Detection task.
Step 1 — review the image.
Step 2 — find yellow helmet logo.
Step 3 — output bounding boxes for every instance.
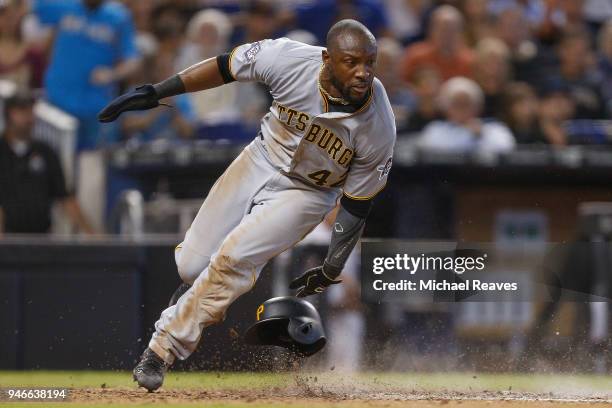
[256,304,264,321]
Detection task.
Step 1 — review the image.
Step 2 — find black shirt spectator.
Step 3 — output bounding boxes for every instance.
[0,138,68,233]
[501,82,550,145]
[549,30,606,119]
[0,91,94,235]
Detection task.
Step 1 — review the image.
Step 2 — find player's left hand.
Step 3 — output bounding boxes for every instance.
[290,264,342,297]
[98,84,160,123]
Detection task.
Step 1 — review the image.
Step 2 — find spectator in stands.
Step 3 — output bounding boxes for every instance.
[597,20,612,117]
[504,79,598,146]
[400,5,474,84]
[488,0,546,26]
[151,4,186,72]
[195,0,242,14]
[121,53,195,143]
[501,82,550,144]
[0,91,94,234]
[536,80,575,145]
[176,9,233,71]
[33,0,140,151]
[473,37,512,119]
[418,77,516,154]
[584,0,612,29]
[551,29,605,119]
[376,38,416,132]
[0,0,46,89]
[537,0,591,46]
[404,68,443,133]
[123,0,158,60]
[494,6,553,86]
[282,0,390,46]
[240,0,281,43]
[460,0,495,46]
[123,0,154,34]
[176,8,268,140]
[382,0,430,44]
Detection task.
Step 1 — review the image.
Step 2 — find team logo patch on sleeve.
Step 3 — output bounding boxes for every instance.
[377,157,393,180]
[244,42,262,62]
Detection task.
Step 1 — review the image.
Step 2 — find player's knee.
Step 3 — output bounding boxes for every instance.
[209,252,256,294]
[175,246,210,285]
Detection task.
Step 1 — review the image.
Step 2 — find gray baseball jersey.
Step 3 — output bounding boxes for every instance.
[148,38,396,364]
[230,38,396,199]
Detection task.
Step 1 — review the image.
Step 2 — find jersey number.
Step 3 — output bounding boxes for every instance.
[307,169,348,187]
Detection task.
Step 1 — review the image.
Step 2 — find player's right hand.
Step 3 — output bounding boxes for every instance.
[97,84,160,123]
[289,265,342,297]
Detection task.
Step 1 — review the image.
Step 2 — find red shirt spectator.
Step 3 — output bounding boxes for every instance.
[400,5,475,83]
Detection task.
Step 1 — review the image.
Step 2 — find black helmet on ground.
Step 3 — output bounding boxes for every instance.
[244,296,326,356]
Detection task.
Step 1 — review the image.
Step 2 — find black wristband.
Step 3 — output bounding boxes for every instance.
[153,74,186,99]
[340,194,373,218]
[217,53,236,84]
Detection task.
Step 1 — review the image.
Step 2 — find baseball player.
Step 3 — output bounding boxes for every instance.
[98,19,396,392]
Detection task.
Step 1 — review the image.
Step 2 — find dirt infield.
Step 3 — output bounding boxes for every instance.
[2,371,611,407]
[69,386,611,407]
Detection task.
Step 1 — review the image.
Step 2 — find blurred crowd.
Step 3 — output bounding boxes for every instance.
[0,0,610,152]
[0,0,610,369]
[1,0,612,234]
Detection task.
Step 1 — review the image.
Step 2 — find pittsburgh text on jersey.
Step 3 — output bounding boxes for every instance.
[276,103,354,168]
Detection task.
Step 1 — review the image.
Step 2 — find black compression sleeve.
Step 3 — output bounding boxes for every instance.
[216,53,236,84]
[340,194,373,218]
[153,74,186,99]
[323,205,367,278]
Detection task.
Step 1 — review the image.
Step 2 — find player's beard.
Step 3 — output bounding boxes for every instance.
[330,75,368,106]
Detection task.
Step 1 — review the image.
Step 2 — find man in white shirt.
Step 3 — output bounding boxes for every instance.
[419,76,516,155]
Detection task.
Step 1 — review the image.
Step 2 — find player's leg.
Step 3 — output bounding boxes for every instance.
[149,176,338,364]
[134,141,279,391]
[172,140,277,286]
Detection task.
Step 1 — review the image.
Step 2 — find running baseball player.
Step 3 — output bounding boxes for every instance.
[98,19,395,392]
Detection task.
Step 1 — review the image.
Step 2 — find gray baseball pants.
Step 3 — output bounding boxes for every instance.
[149,138,338,363]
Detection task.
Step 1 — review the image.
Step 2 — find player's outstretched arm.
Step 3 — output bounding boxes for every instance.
[97,57,225,123]
[290,196,372,297]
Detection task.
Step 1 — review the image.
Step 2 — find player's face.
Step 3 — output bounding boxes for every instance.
[327,40,377,105]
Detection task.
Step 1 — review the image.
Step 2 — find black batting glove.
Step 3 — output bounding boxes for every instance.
[289,263,342,297]
[97,84,160,123]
